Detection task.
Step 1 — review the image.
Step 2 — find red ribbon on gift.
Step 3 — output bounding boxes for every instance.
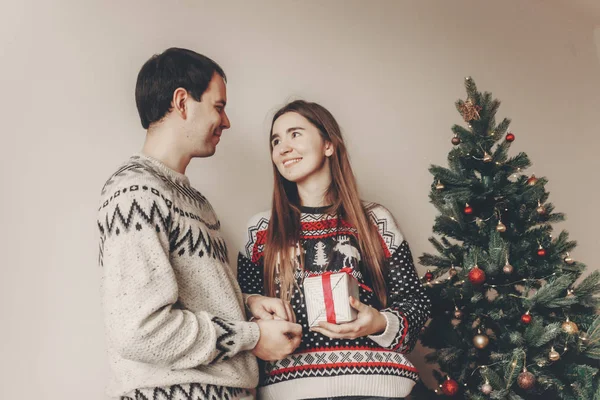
[308,267,373,324]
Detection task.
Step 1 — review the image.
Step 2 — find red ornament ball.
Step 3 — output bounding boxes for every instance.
[464,204,473,215]
[468,266,486,285]
[537,248,546,257]
[452,136,461,145]
[425,271,434,282]
[521,313,532,324]
[441,378,460,396]
[506,132,515,142]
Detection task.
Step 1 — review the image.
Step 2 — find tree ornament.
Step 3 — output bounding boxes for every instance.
[441,377,460,396]
[483,152,493,163]
[503,263,514,274]
[566,288,575,297]
[451,134,461,145]
[518,368,536,390]
[475,217,484,228]
[506,132,515,142]
[562,318,579,335]
[527,175,538,186]
[536,201,545,215]
[496,221,507,233]
[537,245,546,257]
[473,330,490,349]
[564,252,574,264]
[521,311,532,324]
[453,307,464,319]
[481,381,493,395]
[464,203,473,215]
[459,98,482,122]
[468,265,486,285]
[435,180,445,190]
[424,270,434,282]
[549,347,560,362]
[449,266,458,277]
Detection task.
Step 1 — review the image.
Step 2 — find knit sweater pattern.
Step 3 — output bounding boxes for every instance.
[237,204,431,400]
[97,154,259,399]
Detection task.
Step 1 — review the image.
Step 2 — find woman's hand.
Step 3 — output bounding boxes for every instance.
[246,294,296,322]
[310,296,387,339]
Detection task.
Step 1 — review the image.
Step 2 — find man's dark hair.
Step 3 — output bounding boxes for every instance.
[135,48,226,129]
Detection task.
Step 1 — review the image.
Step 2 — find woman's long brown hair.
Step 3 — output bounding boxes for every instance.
[263,100,388,308]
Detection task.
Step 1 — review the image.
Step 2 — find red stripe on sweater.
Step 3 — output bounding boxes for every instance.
[268,362,418,376]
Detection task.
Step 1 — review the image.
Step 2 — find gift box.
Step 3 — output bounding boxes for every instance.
[303,268,360,327]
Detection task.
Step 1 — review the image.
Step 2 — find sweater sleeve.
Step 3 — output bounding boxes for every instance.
[98,180,259,369]
[366,205,431,353]
[236,211,271,297]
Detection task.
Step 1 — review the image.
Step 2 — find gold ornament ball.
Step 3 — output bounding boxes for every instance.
[454,309,464,319]
[503,263,514,274]
[537,205,545,214]
[517,370,536,390]
[549,347,560,362]
[449,267,458,277]
[483,152,493,163]
[562,320,579,335]
[564,253,574,264]
[435,181,445,190]
[496,222,507,233]
[473,333,490,349]
[481,383,493,395]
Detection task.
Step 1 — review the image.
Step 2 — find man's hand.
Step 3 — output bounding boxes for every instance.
[252,319,303,361]
[310,296,387,339]
[246,295,296,322]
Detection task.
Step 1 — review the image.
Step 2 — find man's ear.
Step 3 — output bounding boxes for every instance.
[172,88,188,118]
[324,141,334,157]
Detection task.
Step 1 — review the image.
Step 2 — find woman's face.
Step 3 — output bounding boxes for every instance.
[271,112,334,185]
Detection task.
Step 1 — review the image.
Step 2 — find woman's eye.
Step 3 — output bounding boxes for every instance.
[292,131,301,138]
[272,139,280,147]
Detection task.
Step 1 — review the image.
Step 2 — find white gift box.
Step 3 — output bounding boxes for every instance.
[303,270,360,328]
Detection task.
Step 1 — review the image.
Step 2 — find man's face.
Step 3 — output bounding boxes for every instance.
[183,73,231,157]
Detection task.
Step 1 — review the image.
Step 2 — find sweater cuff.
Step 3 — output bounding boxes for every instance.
[236,321,261,352]
[368,311,400,348]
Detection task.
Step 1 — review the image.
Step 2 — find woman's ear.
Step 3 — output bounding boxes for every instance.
[324,141,334,157]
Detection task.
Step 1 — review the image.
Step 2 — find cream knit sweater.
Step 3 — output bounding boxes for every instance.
[97,154,259,399]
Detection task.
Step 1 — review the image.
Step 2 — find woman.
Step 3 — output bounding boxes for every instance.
[238,100,431,400]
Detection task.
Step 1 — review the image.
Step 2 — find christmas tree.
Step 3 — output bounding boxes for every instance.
[412,77,600,399]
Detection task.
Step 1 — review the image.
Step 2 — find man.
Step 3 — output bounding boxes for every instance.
[97,48,302,400]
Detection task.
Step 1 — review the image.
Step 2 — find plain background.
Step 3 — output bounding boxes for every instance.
[1,1,599,398]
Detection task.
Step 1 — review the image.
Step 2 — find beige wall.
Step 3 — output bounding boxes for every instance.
[1,1,598,398]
